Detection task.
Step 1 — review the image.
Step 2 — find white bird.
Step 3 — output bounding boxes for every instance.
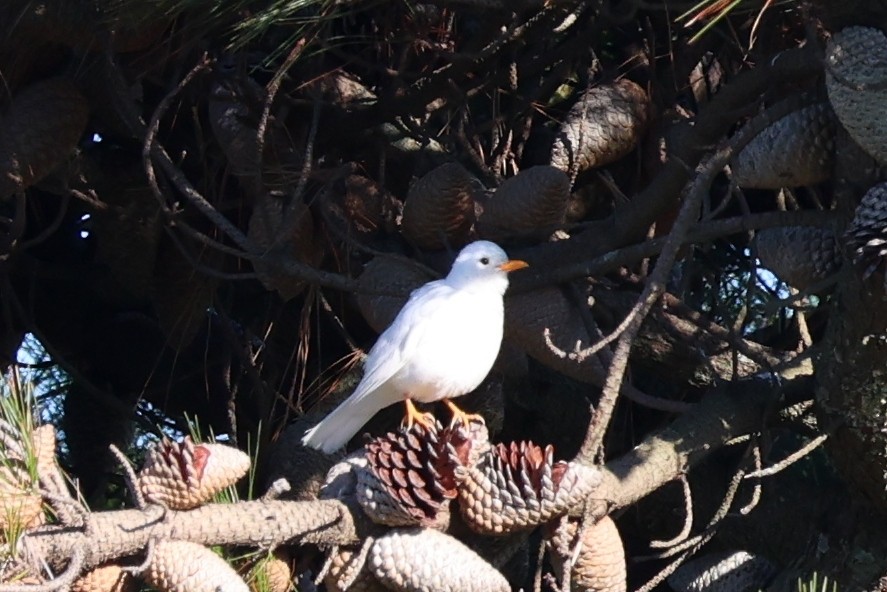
[301,240,528,453]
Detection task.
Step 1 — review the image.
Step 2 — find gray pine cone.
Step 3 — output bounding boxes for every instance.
[550,80,648,174]
[846,182,887,277]
[755,226,840,290]
[370,528,510,592]
[667,550,776,592]
[477,166,571,243]
[731,102,836,189]
[826,26,887,166]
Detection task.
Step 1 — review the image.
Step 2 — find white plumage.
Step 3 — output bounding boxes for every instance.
[301,241,527,453]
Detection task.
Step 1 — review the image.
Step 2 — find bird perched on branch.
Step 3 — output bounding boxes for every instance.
[302,241,528,453]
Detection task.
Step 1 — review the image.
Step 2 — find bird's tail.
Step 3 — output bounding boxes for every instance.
[301,393,392,454]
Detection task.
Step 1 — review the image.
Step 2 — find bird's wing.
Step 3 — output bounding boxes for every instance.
[346,279,452,404]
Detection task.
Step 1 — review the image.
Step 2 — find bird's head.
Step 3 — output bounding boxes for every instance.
[445,240,528,294]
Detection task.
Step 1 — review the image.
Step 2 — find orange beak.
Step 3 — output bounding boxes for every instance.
[498,259,529,273]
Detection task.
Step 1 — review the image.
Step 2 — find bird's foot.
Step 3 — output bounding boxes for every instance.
[403,398,436,430]
[444,399,485,428]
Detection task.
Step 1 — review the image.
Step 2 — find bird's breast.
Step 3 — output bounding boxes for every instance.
[390,292,504,403]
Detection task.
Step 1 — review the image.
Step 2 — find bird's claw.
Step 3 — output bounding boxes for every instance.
[444,399,485,429]
[403,399,436,431]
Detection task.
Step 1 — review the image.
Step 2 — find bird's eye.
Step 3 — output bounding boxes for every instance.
[480,257,490,265]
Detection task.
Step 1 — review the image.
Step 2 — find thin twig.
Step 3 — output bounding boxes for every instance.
[743,433,828,479]
[737,440,762,515]
[648,475,694,548]
[18,195,72,251]
[0,548,83,592]
[109,444,146,510]
[633,465,747,592]
[542,329,692,413]
[141,56,357,291]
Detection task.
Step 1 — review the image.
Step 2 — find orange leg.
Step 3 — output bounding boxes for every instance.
[444,399,485,428]
[403,398,435,429]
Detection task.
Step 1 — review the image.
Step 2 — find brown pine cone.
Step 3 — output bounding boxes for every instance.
[755,226,841,290]
[357,423,456,529]
[731,102,837,189]
[548,516,626,592]
[454,439,601,535]
[247,193,322,301]
[369,528,510,592]
[0,476,44,530]
[247,551,293,592]
[400,163,480,251]
[0,426,45,530]
[477,166,571,243]
[505,286,608,384]
[0,559,43,585]
[145,540,248,592]
[0,77,89,197]
[550,80,649,174]
[138,437,250,510]
[826,26,887,166]
[72,564,136,592]
[325,544,388,592]
[329,174,399,238]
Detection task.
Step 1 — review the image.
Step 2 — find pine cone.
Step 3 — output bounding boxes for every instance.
[0,476,43,530]
[72,564,136,592]
[33,423,58,474]
[208,74,304,189]
[400,163,480,251]
[247,551,293,592]
[247,193,322,301]
[357,423,456,528]
[356,256,435,333]
[370,528,510,592]
[325,544,388,592]
[454,439,601,535]
[331,174,398,237]
[731,102,837,188]
[319,452,368,501]
[505,285,608,384]
[477,166,571,243]
[548,516,626,592]
[0,420,60,529]
[845,182,887,276]
[138,437,250,510]
[145,540,249,592]
[755,226,841,290]
[667,550,776,592]
[550,80,649,174]
[0,559,43,585]
[0,457,43,530]
[826,27,887,165]
[0,77,89,197]
[150,234,217,350]
[265,416,341,501]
